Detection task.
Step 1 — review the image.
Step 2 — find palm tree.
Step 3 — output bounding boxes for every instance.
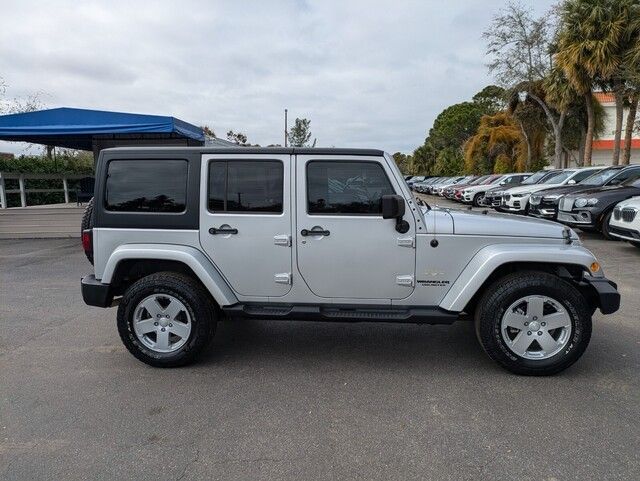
[556,0,627,166]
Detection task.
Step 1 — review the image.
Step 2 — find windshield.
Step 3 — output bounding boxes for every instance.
[521,171,551,185]
[620,174,640,187]
[469,175,490,185]
[541,171,573,184]
[579,168,621,186]
[483,175,503,184]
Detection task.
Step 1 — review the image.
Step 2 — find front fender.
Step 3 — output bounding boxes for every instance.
[438,243,599,312]
[101,244,238,306]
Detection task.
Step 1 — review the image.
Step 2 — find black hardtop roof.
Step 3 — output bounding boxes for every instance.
[101,146,385,156]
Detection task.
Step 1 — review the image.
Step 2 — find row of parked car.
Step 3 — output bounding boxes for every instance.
[406,165,640,248]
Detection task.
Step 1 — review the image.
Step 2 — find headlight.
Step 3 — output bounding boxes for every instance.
[574,198,598,208]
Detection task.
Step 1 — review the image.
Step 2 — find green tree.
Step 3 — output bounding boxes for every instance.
[392,152,410,173]
[226,130,248,145]
[434,147,464,176]
[287,118,316,147]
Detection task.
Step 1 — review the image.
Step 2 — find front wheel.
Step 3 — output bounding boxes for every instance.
[472,193,484,207]
[117,272,217,367]
[600,210,618,241]
[475,271,592,375]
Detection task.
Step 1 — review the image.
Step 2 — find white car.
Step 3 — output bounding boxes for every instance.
[500,167,602,214]
[460,173,530,206]
[608,196,640,248]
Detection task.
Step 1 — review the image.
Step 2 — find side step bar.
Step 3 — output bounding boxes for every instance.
[222,303,460,325]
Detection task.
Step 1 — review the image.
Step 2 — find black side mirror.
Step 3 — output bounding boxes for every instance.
[382,194,405,219]
[382,195,410,233]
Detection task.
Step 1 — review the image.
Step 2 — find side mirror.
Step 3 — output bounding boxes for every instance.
[499,181,506,185]
[382,195,410,233]
[382,194,405,219]
[567,179,576,184]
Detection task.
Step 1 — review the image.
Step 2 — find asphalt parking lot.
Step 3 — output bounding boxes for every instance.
[1,197,639,481]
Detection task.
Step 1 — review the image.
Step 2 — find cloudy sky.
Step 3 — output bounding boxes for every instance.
[0,0,556,155]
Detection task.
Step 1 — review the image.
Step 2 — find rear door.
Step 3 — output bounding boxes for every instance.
[295,155,416,300]
[199,154,292,298]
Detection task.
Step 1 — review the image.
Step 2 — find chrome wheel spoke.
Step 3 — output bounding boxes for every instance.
[169,321,190,339]
[141,298,162,319]
[527,296,544,320]
[135,319,157,335]
[503,311,528,329]
[543,312,570,330]
[510,331,533,357]
[155,329,170,350]
[537,331,560,353]
[164,299,184,320]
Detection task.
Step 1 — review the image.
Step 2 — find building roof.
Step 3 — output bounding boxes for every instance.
[0,107,205,150]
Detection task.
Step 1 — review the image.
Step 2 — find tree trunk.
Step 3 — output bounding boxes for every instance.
[583,93,594,167]
[578,126,586,167]
[612,83,624,165]
[554,111,566,169]
[623,91,639,166]
[517,119,531,171]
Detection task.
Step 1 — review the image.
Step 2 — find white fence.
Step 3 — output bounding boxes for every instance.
[0,172,88,209]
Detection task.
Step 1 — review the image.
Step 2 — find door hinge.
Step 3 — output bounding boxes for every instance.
[274,273,292,285]
[397,236,415,248]
[396,275,415,287]
[273,234,291,247]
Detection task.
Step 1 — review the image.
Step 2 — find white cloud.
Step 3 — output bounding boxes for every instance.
[0,0,556,155]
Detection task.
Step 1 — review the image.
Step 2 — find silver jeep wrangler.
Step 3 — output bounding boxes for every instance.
[81,147,620,375]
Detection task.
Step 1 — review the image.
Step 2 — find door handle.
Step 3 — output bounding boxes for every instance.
[209,227,238,235]
[301,229,330,236]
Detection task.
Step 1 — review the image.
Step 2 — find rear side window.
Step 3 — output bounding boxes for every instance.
[105,160,188,212]
[208,160,283,213]
[307,161,395,215]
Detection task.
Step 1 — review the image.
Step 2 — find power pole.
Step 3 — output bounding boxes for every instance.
[284,109,288,147]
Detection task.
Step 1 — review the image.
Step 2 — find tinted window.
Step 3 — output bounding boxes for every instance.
[208,160,283,213]
[580,167,622,185]
[307,161,395,215]
[541,171,573,184]
[609,167,640,186]
[620,171,640,187]
[522,171,553,185]
[105,160,188,213]
[572,169,601,183]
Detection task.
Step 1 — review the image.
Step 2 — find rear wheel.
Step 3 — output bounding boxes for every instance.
[472,193,484,207]
[117,272,217,367]
[475,271,591,375]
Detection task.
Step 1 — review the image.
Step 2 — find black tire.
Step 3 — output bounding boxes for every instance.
[472,193,483,207]
[117,272,217,367]
[475,271,592,376]
[80,197,95,264]
[599,210,618,241]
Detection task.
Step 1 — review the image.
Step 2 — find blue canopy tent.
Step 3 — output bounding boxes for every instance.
[0,107,205,159]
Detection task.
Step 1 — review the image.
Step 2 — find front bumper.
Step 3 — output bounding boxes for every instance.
[557,210,594,226]
[581,274,620,315]
[608,224,640,242]
[81,275,114,308]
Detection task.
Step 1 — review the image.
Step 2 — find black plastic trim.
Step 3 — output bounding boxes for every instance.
[94,151,201,230]
[580,274,620,315]
[81,275,114,308]
[100,146,386,156]
[222,303,460,324]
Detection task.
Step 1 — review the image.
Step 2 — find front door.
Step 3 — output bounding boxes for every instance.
[199,154,292,298]
[295,155,416,300]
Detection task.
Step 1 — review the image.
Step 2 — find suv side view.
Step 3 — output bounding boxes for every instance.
[81,147,620,375]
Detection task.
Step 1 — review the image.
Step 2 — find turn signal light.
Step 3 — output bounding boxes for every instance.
[590,262,600,273]
[82,229,93,256]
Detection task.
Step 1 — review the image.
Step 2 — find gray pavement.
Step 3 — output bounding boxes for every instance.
[1,198,639,480]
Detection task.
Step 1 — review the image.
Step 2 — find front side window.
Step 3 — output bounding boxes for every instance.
[609,167,640,186]
[307,161,395,215]
[572,169,601,183]
[105,159,188,213]
[208,160,283,213]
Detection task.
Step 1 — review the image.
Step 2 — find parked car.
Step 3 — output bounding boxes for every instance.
[407,176,425,189]
[486,170,561,209]
[458,174,522,206]
[435,176,466,196]
[529,165,640,220]
[608,196,640,248]
[443,175,479,199]
[499,168,600,214]
[80,146,619,375]
[414,177,442,193]
[473,173,531,207]
[558,173,640,238]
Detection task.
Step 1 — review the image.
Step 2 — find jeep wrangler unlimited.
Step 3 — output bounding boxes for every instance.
[81,147,620,375]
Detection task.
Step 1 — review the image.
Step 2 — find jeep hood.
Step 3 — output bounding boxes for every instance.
[448,209,569,239]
